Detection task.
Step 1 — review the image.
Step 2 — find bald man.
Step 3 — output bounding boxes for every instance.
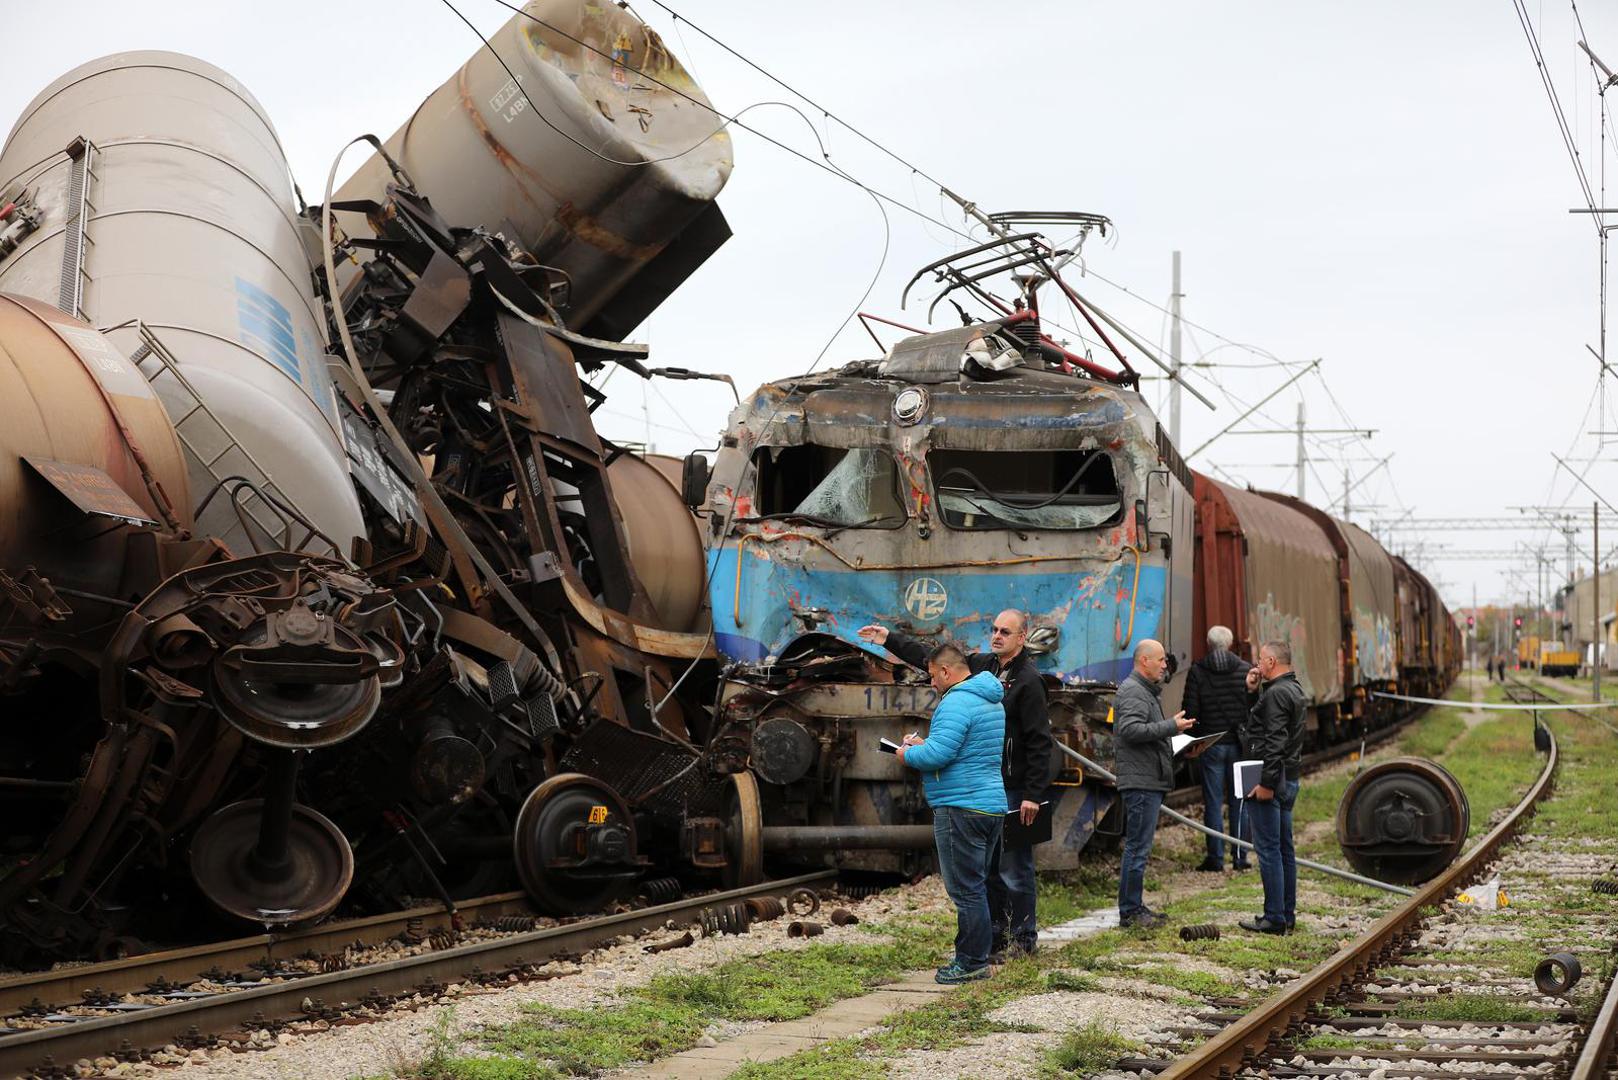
[860,610,1053,959]
[1112,639,1196,929]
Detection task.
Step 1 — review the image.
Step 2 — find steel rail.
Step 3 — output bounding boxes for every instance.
[1155,716,1559,1079]
[0,892,537,1015]
[0,871,833,1077]
[1572,961,1618,1080]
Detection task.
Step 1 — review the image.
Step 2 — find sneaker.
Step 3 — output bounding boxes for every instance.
[1006,939,1039,960]
[986,949,1006,965]
[1120,911,1165,930]
[1195,858,1224,872]
[1238,916,1288,935]
[1232,860,1252,871]
[935,960,992,984]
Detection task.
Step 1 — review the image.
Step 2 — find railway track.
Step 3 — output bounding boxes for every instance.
[1126,680,1618,1079]
[0,872,834,1078]
[0,695,1439,1078]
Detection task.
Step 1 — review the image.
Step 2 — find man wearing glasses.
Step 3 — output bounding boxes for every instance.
[859,611,1053,960]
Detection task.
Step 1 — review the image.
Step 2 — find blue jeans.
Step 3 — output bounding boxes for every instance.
[1117,788,1164,919]
[1249,778,1300,925]
[933,806,1000,969]
[989,789,1038,950]
[1199,740,1251,865]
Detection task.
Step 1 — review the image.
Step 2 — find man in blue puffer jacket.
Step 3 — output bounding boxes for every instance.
[897,644,1007,983]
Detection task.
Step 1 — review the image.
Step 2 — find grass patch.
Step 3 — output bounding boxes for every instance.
[1044,969,1102,992]
[1037,1020,1144,1077]
[1391,993,1556,1022]
[443,922,951,1077]
[1399,708,1466,759]
[731,957,1052,1079]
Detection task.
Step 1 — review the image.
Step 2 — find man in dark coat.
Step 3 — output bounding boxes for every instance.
[1112,639,1196,928]
[1239,640,1307,935]
[859,610,1052,958]
[1183,625,1252,872]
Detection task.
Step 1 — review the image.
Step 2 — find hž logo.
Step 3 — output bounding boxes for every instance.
[903,577,948,622]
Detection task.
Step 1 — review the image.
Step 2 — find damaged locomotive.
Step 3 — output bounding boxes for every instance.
[692,233,1196,874]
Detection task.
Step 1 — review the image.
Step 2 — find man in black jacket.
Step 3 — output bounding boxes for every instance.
[859,611,1052,958]
[1183,626,1252,872]
[1239,640,1306,935]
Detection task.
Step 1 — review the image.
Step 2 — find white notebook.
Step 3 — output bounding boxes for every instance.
[1233,759,1264,799]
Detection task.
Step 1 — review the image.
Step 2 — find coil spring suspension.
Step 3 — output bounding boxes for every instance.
[837,882,884,900]
[744,896,785,922]
[787,887,821,916]
[1179,924,1221,942]
[829,909,859,926]
[487,915,537,933]
[401,917,427,945]
[788,920,823,938]
[640,877,684,904]
[699,902,751,937]
[428,928,457,951]
[1593,879,1618,895]
[319,953,350,973]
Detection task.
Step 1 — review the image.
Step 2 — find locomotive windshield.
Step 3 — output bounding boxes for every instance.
[742,445,907,528]
[931,448,1122,530]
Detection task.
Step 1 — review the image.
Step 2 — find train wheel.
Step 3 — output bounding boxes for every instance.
[189,798,354,926]
[722,772,764,889]
[513,773,638,914]
[1336,757,1469,885]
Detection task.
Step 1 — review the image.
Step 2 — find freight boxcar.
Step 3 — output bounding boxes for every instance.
[1191,473,1343,739]
[1256,495,1400,735]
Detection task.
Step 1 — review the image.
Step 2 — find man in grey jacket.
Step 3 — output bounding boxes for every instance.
[1113,639,1195,928]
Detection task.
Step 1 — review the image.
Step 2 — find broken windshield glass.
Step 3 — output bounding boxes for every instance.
[931,448,1122,530]
[743,446,906,528]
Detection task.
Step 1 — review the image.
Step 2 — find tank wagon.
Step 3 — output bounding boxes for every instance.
[0,0,760,963]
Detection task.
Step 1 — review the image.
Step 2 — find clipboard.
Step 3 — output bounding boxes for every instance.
[1002,800,1053,849]
[1171,731,1225,758]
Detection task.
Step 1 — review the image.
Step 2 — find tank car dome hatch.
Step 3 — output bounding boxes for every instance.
[1336,757,1470,886]
[0,51,365,556]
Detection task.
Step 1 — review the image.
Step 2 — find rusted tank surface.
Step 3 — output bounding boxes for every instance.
[0,51,364,555]
[0,296,190,619]
[606,452,705,631]
[1194,475,1342,704]
[336,0,733,340]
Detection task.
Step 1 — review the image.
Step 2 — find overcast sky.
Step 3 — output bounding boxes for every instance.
[6,1,1617,609]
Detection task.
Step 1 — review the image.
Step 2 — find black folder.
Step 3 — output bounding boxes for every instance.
[1002,800,1053,849]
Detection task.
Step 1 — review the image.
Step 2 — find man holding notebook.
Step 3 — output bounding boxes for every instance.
[1239,640,1306,935]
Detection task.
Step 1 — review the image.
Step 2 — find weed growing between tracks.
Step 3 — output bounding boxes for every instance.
[424,917,954,1077]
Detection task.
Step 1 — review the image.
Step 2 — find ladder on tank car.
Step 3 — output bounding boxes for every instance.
[125,322,341,559]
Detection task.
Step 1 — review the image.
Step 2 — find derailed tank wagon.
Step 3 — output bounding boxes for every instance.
[0,0,765,962]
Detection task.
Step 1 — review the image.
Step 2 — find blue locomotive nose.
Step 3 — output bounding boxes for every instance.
[710,549,1169,687]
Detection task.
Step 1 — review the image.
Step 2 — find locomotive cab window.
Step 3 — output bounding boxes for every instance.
[931,448,1122,530]
[742,445,906,528]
